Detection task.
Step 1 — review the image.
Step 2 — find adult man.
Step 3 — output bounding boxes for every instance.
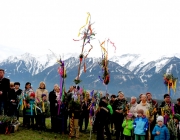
[159,94,171,113]
[105,93,110,103]
[109,94,116,133]
[129,96,138,117]
[0,69,10,115]
[134,94,150,117]
[175,98,180,114]
[79,92,91,132]
[159,94,172,125]
[146,92,158,140]
[113,91,128,140]
[95,99,109,140]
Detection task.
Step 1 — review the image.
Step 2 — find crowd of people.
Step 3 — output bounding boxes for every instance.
[0,68,180,140]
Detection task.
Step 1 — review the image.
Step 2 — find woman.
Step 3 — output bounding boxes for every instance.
[8,82,22,117]
[35,82,48,103]
[49,85,61,132]
[22,82,34,127]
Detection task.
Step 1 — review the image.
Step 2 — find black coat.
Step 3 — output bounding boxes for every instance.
[81,98,91,114]
[0,78,10,101]
[158,101,172,115]
[8,88,22,104]
[49,89,57,116]
[174,104,180,114]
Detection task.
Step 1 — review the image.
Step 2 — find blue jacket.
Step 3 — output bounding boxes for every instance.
[152,124,170,140]
[133,116,148,135]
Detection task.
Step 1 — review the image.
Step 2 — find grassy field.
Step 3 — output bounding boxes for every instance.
[0,118,97,140]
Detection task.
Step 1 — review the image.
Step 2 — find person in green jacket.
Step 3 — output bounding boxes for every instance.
[107,104,113,115]
[122,112,134,140]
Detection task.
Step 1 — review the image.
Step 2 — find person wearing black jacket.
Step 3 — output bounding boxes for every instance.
[175,98,180,114]
[8,82,22,118]
[68,97,81,138]
[113,92,128,140]
[95,99,109,140]
[158,94,172,125]
[0,69,10,115]
[49,84,58,132]
[79,92,91,132]
[110,95,116,134]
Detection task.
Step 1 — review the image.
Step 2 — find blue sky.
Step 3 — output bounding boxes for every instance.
[1,0,180,60]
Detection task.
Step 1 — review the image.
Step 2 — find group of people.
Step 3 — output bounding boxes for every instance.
[1,68,180,140]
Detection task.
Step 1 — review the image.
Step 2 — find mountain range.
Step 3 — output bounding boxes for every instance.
[0,53,180,99]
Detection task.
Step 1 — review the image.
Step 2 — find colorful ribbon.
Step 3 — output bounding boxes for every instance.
[78,12,90,37]
[42,102,45,112]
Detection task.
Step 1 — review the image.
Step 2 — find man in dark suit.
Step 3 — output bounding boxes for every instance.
[0,69,10,115]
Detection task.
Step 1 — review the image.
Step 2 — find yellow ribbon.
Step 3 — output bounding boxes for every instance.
[78,12,90,37]
[146,110,149,117]
[35,106,37,115]
[161,108,164,116]
[42,102,45,112]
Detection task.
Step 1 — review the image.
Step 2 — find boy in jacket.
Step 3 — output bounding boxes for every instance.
[37,94,50,131]
[133,109,148,140]
[152,116,170,140]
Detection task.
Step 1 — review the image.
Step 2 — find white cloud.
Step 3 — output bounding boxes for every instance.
[0,0,180,60]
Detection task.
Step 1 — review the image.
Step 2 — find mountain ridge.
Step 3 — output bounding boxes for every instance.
[1,52,180,99]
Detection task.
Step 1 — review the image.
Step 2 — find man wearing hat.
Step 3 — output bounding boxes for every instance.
[159,94,172,125]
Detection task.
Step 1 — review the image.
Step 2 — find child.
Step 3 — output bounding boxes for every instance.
[122,113,134,140]
[152,116,170,140]
[25,92,35,129]
[37,94,50,131]
[133,109,148,140]
[167,113,180,140]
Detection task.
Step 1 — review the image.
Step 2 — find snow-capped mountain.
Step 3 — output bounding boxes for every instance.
[0,52,79,75]
[1,52,180,99]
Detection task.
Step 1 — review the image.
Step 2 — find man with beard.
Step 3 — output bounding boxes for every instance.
[0,69,10,115]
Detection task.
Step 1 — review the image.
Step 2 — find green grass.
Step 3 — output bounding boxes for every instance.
[0,118,97,140]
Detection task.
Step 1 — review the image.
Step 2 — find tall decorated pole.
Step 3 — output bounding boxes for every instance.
[57,58,67,115]
[69,12,95,138]
[98,39,116,93]
[73,12,95,85]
